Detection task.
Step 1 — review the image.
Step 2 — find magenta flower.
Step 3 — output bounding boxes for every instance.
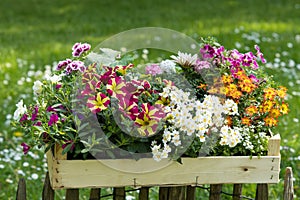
[200,44,215,59]
[254,45,266,63]
[34,121,42,126]
[242,52,258,69]
[72,42,91,57]
[249,74,259,83]
[48,113,59,126]
[47,106,55,112]
[65,61,86,74]
[57,59,72,70]
[194,60,211,73]
[145,64,162,76]
[21,142,30,155]
[31,106,39,121]
[100,67,116,84]
[20,114,28,122]
[118,94,139,120]
[87,93,110,113]
[62,140,75,151]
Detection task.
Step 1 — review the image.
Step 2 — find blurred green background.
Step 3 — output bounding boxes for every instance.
[0,0,299,199]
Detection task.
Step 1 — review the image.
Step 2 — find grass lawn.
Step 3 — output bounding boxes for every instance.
[0,0,299,199]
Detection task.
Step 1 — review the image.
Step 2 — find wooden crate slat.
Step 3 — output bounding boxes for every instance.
[48,155,280,189]
[47,135,281,189]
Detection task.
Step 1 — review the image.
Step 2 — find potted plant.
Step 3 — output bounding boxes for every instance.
[12,36,287,189]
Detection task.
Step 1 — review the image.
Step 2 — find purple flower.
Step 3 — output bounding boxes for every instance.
[21,142,30,155]
[200,44,215,59]
[19,114,28,122]
[254,45,266,63]
[145,64,162,76]
[249,74,259,83]
[72,42,91,57]
[242,52,258,69]
[57,59,72,70]
[31,106,39,121]
[55,84,62,89]
[48,113,59,126]
[47,106,55,112]
[194,60,211,73]
[65,61,86,74]
[34,121,42,126]
[62,140,75,151]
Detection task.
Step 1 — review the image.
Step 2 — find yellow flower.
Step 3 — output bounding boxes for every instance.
[13,131,23,137]
[264,116,278,127]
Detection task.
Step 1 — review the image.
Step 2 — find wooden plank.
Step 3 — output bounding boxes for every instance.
[139,187,149,200]
[283,167,294,200]
[209,184,222,200]
[16,178,26,200]
[89,188,101,200]
[255,184,268,200]
[232,184,243,200]
[113,187,125,200]
[267,134,280,156]
[159,187,169,200]
[186,186,196,200]
[42,172,54,200]
[49,156,280,189]
[55,143,67,160]
[47,135,280,189]
[169,186,185,200]
[65,189,79,200]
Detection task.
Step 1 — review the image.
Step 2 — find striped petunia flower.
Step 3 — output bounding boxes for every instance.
[87,92,110,113]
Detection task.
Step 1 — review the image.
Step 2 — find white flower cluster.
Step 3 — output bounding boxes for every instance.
[151,85,239,161]
[219,125,242,147]
[159,59,176,74]
[13,100,27,120]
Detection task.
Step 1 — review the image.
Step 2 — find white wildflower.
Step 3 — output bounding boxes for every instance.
[159,59,176,74]
[13,100,27,120]
[32,80,43,95]
[170,51,198,67]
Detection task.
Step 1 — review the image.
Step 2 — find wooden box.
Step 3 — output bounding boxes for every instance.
[46,134,281,189]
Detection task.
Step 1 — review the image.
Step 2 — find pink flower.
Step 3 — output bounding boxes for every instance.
[57,59,72,70]
[21,142,30,155]
[194,60,211,73]
[200,44,215,59]
[31,106,39,121]
[87,93,110,113]
[254,45,266,63]
[145,64,162,76]
[48,113,59,126]
[72,42,91,57]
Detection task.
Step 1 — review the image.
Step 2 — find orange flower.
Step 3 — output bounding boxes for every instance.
[264,116,278,127]
[197,83,207,90]
[261,100,274,113]
[269,108,281,118]
[231,90,243,99]
[264,88,276,100]
[277,86,287,98]
[241,117,251,126]
[226,116,232,127]
[222,75,233,84]
[245,105,258,116]
[279,103,289,114]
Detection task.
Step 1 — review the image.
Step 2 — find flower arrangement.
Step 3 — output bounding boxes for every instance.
[12,38,289,161]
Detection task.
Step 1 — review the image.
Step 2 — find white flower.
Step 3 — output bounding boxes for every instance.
[32,80,43,95]
[170,51,198,67]
[45,74,62,83]
[153,151,162,162]
[13,100,27,120]
[159,59,176,74]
